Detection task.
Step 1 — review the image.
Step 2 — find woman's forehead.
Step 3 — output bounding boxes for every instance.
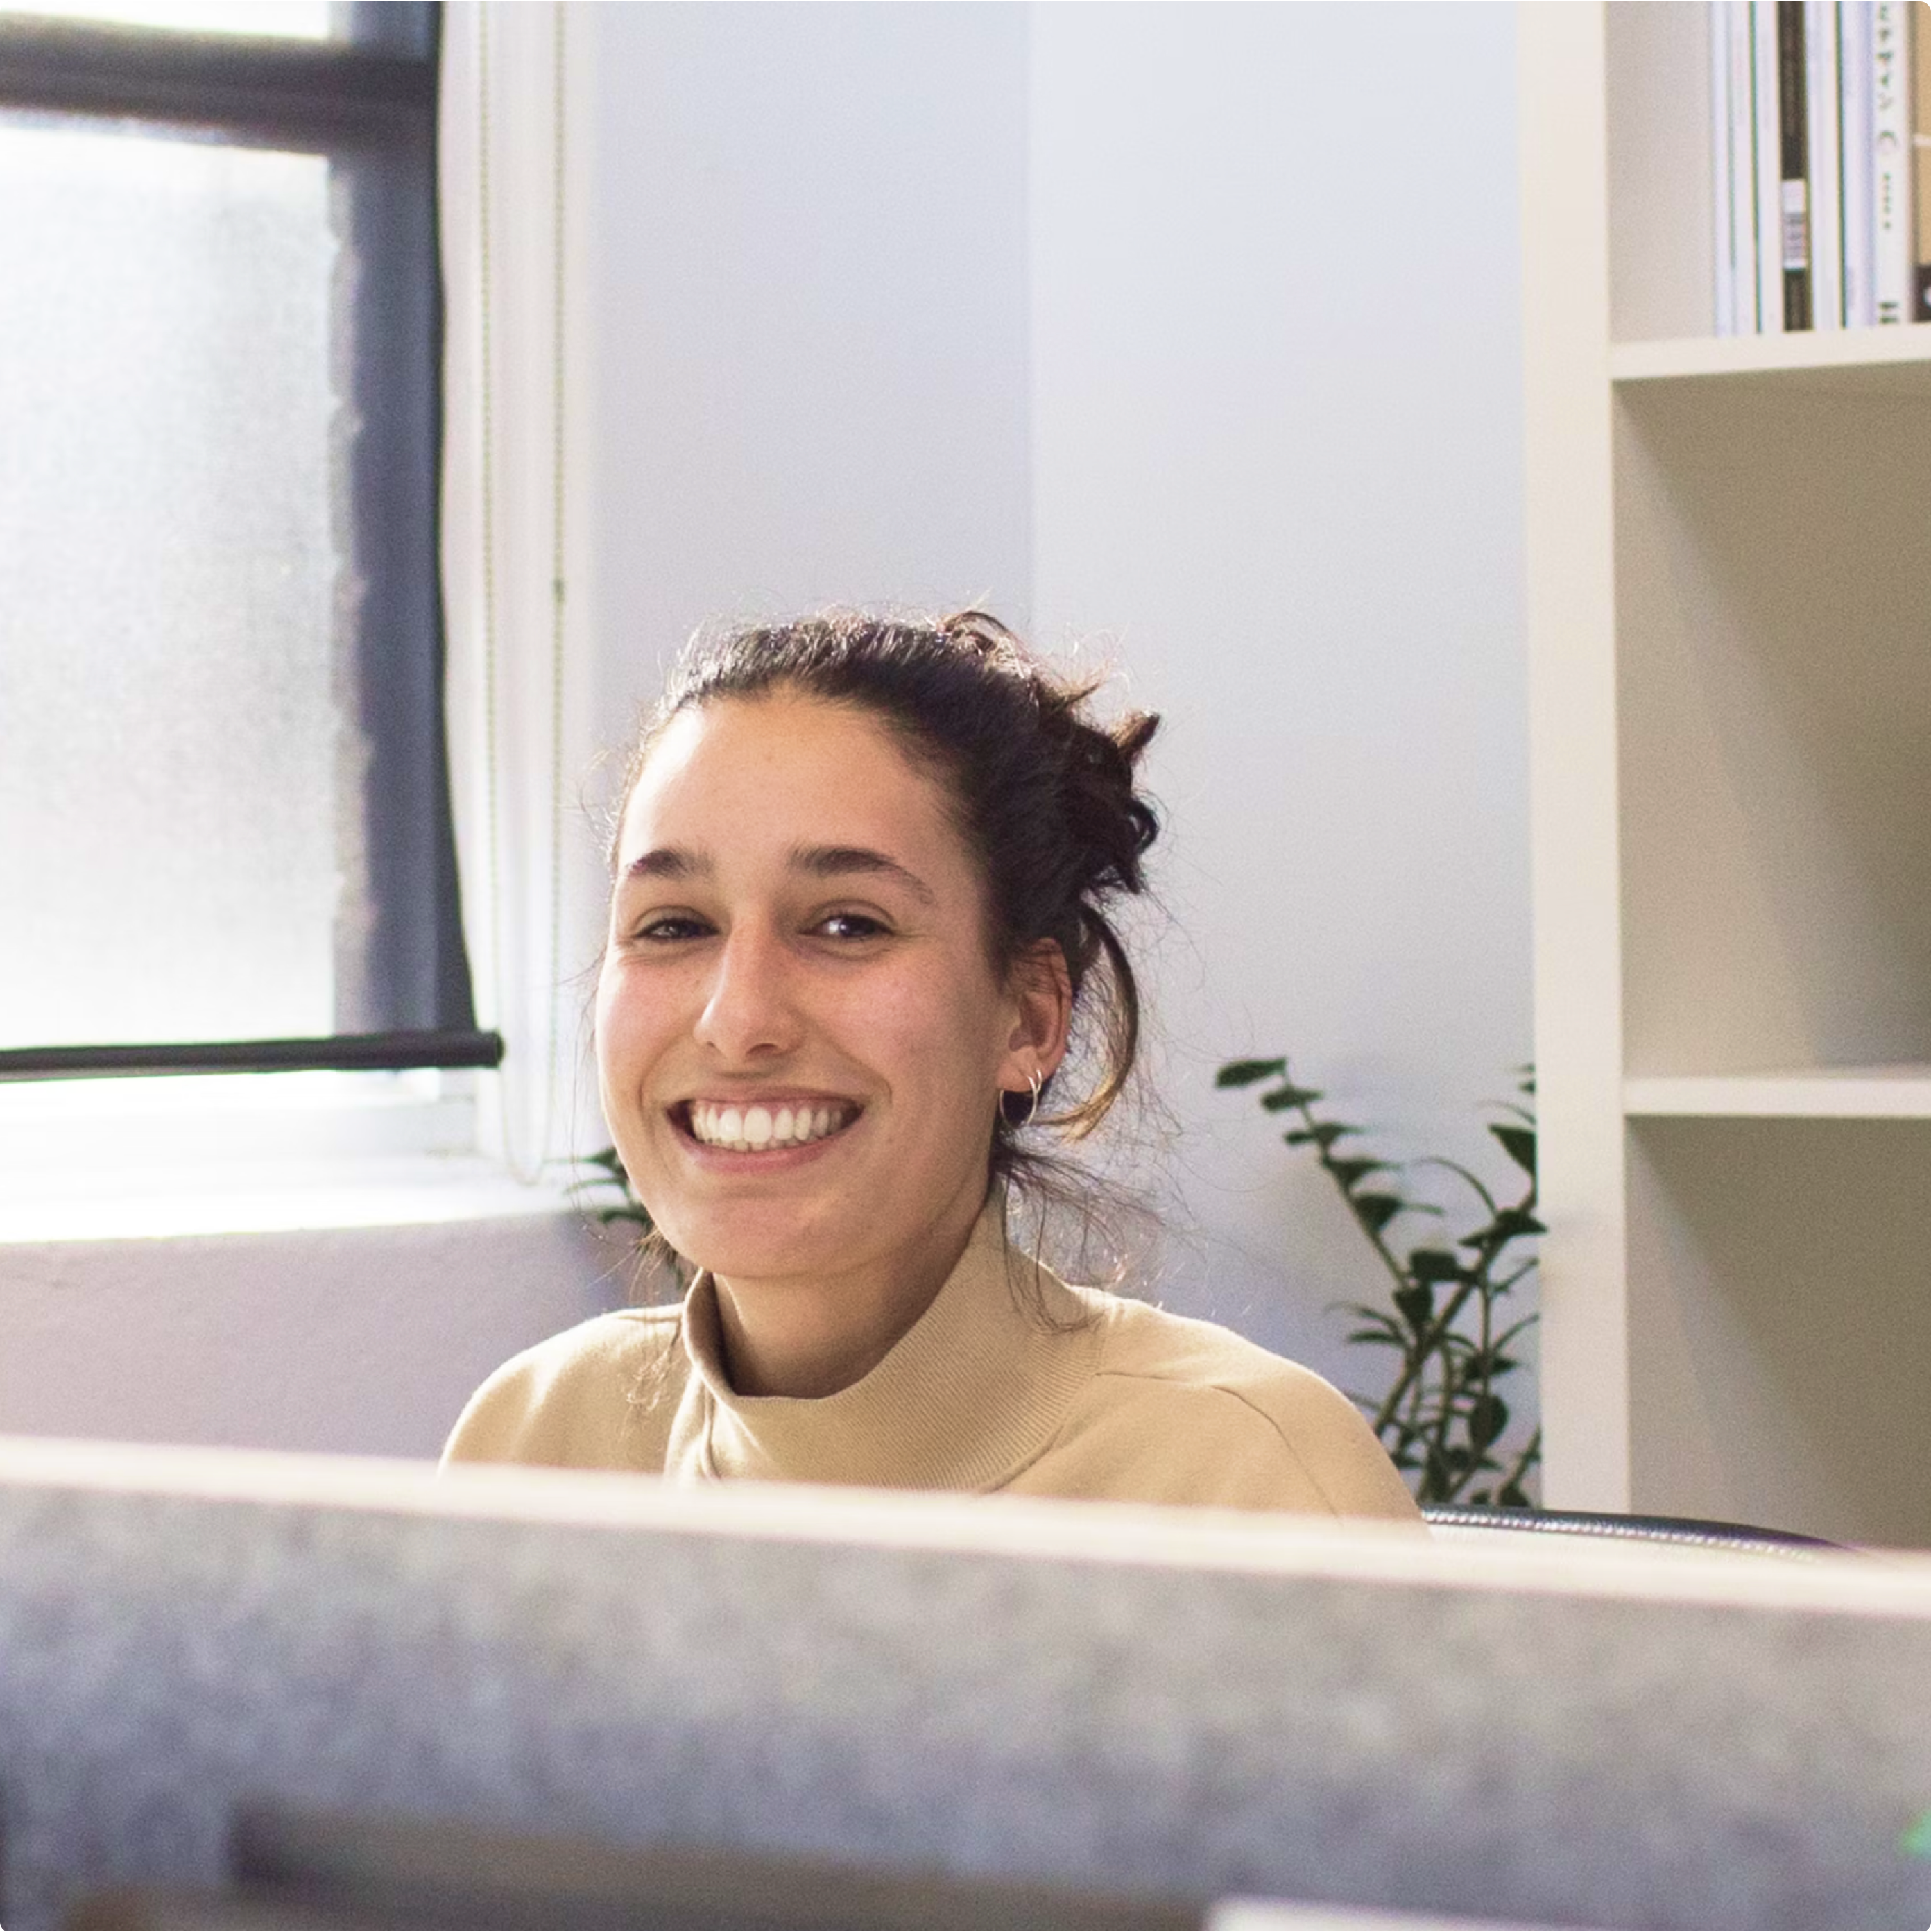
[617,693,958,865]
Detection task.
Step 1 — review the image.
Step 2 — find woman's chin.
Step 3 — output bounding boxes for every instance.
[658,1205,857,1287]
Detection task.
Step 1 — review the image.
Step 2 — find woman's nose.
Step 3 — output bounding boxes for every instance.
[693,925,803,1063]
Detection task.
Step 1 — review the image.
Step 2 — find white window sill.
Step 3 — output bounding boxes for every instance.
[0,1156,586,1244]
[0,1069,594,1243]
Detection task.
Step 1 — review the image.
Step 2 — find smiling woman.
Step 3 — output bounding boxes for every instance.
[440,610,1418,1520]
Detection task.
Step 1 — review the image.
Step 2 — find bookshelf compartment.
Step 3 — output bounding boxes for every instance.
[1614,374,1931,1077]
[1626,1116,1931,1547]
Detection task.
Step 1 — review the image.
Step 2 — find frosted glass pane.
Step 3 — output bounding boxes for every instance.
[0,3,329,37]
[0,121,341,1047]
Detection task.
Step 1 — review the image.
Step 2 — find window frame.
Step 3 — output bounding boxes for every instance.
[0,6,501,1082]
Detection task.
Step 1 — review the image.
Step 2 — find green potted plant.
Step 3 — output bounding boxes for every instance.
[1217,1058,1542,1507]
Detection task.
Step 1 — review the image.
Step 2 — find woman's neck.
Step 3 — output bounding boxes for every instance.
[710,1180,990,1399]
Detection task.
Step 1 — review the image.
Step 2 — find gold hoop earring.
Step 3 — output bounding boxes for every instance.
[1004,1066,1042,1131]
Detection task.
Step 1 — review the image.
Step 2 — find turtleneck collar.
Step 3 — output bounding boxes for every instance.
[664,1202,1103,1491]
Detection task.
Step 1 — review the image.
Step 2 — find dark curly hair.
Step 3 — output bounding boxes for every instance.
[614,608,1160,1203]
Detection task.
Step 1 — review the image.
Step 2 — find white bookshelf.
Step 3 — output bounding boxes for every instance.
[1521,6,1931,1546]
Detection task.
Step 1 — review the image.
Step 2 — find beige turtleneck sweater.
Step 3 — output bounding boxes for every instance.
[440,1209,1421,1521]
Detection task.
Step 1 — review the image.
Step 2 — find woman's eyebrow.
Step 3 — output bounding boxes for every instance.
[789,844,936,906]
[624,846,708,882]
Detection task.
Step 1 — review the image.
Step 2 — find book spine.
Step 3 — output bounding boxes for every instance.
[1916,0,1931,322]
[1754,0,1787,330]
[1839,3,1876,328]
[1714,3,1737,332]
[1779,0,1812,328]
[1732,0,1762,327]
[1873,0,1913,321]
[1805,0,1843,327]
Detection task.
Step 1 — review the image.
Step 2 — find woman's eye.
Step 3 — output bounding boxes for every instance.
[635,914,712,942]
[815,912,889,941]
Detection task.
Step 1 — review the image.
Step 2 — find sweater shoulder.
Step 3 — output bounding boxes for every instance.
[1058,1292,1420,1520]
[439,1304,684,1473]
[1088,1291,1336,1402]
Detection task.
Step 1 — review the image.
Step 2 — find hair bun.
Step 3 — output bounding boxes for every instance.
[1037,690,1160,902]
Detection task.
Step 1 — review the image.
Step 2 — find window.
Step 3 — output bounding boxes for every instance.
[0,1,499,1080]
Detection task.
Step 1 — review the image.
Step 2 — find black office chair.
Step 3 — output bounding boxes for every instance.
[1423,1503,1844,1559]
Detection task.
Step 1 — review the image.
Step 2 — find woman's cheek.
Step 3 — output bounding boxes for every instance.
[839,960,997,1100]
[597,963,673,1106]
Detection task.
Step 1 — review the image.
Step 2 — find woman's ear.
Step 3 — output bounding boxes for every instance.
[1001,939,1073,1085]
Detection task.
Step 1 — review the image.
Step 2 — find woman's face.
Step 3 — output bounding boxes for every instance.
[598,690,1052,1288]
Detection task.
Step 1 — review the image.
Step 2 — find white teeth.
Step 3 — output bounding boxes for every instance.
[686,1100,854,1152]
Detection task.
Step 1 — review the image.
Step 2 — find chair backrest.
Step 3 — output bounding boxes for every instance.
[1422,1503,1843,1561]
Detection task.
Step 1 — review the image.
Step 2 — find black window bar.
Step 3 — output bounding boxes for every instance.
[0,6,488,1084]
[0,1032,504,1082]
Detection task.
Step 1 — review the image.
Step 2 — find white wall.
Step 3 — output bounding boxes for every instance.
[0,1213,626,1460]
[584,1,1034,757]
[1029,4,1532,1392]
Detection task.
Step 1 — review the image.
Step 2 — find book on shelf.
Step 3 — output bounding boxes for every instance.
[1916,0,1931,320]
[1841,1,1875,325]
[1714,0,1923,333]
[1873,0,1914,321]
[1778,1,1813,330]
[1805,0,1842,329]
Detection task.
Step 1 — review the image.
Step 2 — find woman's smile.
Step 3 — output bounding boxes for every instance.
[677,1095,862,1154]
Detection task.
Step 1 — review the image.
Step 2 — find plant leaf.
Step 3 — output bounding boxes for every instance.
[1408,1247,1464,1284]
[1491,1206,1547,1241]
[1351,1192,1405,1233]
[1286,1122,1359,1149]
[1325,1156,1389,1191]
[1393,1283,1434,1333]
[1468,1394,1509,1452]
[1260,1084,1325,1111]
[1217,1059,1286,1088]
[1342,1308,1406,1342]
[1490,1123,1537,1181]
[1460,1206,1546,1250]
